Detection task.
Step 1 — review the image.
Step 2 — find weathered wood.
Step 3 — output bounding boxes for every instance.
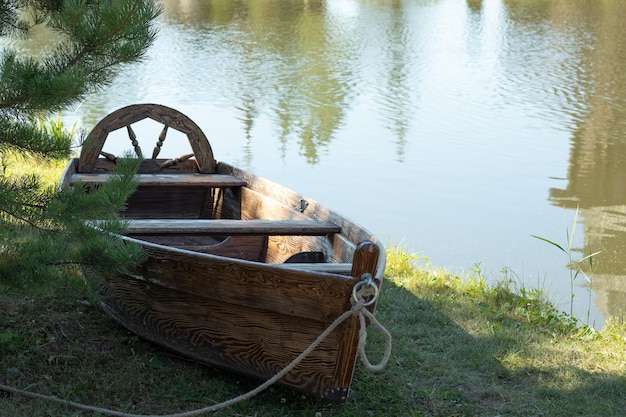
[99,234,367,400]
[58,158,76,191]
[332,241,382,399]
[71,173,247,187]
[88,158,201,174]
[123,187,211,219]
[152,125,168,159]
[127,235,268,262]
[217,162,382,257]
[59,104,387,400]
[350,240,383,285]
[98,236,365,399]
[274,263,352,274]
[123,219,341,236]
[100,277,350,399]
[265,235,321,264]
[77,104,217,173]
[123,238,356,322]
[158,153,195,170]
[127,124,142,157]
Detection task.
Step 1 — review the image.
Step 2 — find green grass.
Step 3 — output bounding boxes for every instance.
[1,151,68,188]
[1,247,625,416]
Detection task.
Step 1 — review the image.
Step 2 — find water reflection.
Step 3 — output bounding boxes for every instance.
[163,0,360,164]
[370,3,419,163]
[544,1,626,318]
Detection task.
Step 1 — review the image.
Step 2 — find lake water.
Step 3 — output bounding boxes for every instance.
[40,0,626,327]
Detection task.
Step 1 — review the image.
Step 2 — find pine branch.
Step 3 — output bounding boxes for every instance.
[0,115,71,157]
[0,0,161,112]
[65,0,143,68]
[0,1,159,289]
[0,157,145,287]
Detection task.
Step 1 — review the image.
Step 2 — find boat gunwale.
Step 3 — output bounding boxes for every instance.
[119,232,359,278]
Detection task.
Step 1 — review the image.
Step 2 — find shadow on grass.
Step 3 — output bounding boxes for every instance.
[334,279,626,417]
[2,278,626,417]
[338,279,511,417]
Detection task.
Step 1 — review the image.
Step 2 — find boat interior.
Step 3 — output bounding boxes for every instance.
[63,104,377,274]
[67,157,355,272]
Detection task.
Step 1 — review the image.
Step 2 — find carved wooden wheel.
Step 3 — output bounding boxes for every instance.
[77,104,216,173]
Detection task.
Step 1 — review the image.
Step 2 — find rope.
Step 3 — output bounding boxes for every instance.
[0,283,392,417]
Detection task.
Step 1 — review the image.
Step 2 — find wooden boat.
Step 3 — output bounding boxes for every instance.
[59,104,386,401]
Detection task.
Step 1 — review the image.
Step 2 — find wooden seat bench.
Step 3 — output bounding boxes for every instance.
[274,263,353,274]
[123,219,342,236]
[70,173,248,188]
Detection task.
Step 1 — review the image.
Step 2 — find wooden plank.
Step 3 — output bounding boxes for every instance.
[273,263,352,274]
[70,173,247,187]
[121,187,209,219]
[334,240,383,398]
[131,235,269,262]
[124,238,357,321]
[216,162,383,248]
[100,276,352,399]
[265,235,319,264]
[124,219,341,235]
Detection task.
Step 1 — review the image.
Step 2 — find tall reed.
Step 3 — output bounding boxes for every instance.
[532,207,600,323]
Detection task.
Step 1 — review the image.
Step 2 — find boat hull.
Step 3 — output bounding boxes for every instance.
[99,239,380,400]
[60,104,385,400]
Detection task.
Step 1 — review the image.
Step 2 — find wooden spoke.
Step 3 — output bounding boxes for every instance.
[152,125,168,159]
[158,153,195,170]
[127,125,143,157]
[99,151,117,162]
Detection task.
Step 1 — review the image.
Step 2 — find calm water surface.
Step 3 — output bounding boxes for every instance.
[47,0,626,327]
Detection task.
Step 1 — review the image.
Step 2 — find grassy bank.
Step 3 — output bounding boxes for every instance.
[1,247,625,416]
[2,157,626,416]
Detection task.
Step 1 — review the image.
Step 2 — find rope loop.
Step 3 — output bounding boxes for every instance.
[0,278,392,417]
[351,274,392,372]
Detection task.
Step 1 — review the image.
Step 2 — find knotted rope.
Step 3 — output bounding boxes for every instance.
[0,276,391,417]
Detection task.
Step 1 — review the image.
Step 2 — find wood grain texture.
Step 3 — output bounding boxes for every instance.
[273,263,352,273]
[100,276,350,399]
[128,235,268,262]
[265,235,321,264]
[99,235,378,399]
[71,173,247,187]
[124,238,357,322]
[122,187,210,219]
[77,104,216,173]
[332,241,382,396]
[216,162,385,276]
[123,219,341,235]
[59,104,387,400]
